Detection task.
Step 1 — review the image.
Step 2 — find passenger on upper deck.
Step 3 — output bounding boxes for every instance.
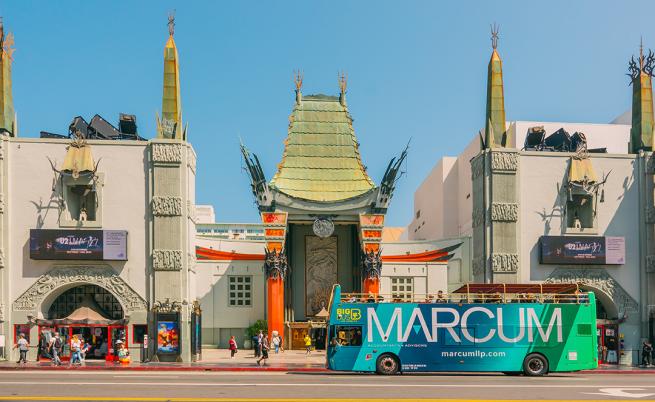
[436,290,447,303]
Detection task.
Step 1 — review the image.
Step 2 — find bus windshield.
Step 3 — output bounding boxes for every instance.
[326,284,597,376]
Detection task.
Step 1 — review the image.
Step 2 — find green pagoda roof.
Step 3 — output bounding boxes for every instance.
[269,93,376,202]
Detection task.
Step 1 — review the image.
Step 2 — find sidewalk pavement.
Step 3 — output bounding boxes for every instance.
[580,363,655,374]
[2,350,655,373]
[0,348,328,371]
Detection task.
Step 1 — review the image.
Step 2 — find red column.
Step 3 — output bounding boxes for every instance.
[267,277,285,341]
[362,277,380,295]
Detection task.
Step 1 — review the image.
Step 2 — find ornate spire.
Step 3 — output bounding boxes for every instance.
[168,11,175,37]
[293,70,303,104]
[0,16,15,136]
[484,23,507,148]
[628,38,655,153]
[338,71,347,106]
[491,22,499,50]
[157,11,184,140]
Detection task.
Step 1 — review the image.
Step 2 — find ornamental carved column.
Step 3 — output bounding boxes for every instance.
[359,214,385,295]
[362,249,382,295]
[149,141,196,362]
[264,248,287,341]
[261,212,288,341]
[472,150,520,284]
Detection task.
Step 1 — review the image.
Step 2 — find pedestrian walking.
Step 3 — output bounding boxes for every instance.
[251,334,259,357]
[48,333,62,366]
[228,335,238,358]
[256,331,263,358]
[256,335,269,366]
[272,333,280,354]
[304,333,312,355]
[13,333,29,365]
[69,335,82,366]
[642,341,653,366]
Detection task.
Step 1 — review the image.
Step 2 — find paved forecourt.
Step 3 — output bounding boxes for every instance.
[1,371,655,401]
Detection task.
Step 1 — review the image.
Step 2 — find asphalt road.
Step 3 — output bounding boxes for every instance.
[0,371,654,401]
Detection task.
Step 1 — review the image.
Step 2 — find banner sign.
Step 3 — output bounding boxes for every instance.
[30,229,128,261]
[539,236,625,265]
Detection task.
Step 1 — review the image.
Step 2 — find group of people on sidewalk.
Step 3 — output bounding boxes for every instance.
[228,330,313,366]
[252,330,283,366]
[12,331,130,366]
[15,332,92,366]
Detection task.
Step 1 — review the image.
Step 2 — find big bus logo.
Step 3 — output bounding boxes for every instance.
[367,307,563,344]
[337,308,362,322]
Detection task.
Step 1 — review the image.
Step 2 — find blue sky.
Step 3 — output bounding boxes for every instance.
[2,1,653,226]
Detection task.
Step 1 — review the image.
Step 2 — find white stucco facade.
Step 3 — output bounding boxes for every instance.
[409,120,631,241]
[1,136,198,362]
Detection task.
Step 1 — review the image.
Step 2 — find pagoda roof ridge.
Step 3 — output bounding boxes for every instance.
[269,89,376,203]
[302,94,339,101]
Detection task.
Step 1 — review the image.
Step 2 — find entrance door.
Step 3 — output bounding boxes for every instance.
[107,326,127,362]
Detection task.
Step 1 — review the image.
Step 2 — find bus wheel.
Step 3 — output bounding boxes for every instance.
[522,353,548,376]
[376,354,400,375]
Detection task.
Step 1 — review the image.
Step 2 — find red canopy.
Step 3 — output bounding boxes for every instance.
[452,283,579,294]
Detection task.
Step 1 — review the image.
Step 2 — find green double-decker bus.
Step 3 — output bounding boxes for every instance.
[326,284,598,375]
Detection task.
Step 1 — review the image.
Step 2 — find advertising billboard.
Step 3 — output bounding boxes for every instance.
[539,235,625,265]
[29,229,128,260]
[156,312,181,359]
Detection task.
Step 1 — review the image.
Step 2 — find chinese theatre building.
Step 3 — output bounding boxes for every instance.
[0,16,199,363]
[195,73,466,349]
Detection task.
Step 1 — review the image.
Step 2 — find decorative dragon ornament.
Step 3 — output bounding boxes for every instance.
[264,248,288,280]
[362,249,383,280]
[628,40,655,83]
[153,298,182,313]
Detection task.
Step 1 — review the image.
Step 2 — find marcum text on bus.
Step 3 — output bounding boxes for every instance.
[367,306,562,344]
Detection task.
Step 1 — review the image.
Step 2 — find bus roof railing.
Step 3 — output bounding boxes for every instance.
[338,291,590,305]
[454,283,579,294]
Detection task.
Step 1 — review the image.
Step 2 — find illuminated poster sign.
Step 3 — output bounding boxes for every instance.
[156,312,181,358]
[29,229,128,261]
[539,236,625,265]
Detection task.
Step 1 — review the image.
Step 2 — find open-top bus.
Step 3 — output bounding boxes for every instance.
[326,283,597,376]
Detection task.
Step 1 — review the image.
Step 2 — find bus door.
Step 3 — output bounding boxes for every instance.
[330,325,363,368]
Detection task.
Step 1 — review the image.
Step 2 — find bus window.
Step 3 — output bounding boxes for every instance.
[336,326,363,346]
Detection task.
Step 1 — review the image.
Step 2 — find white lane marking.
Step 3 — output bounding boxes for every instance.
[585,388,655,398]
[0,381,653,388]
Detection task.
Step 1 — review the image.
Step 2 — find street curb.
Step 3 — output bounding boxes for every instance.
[581,369,655,374]
[0,365,329,372]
